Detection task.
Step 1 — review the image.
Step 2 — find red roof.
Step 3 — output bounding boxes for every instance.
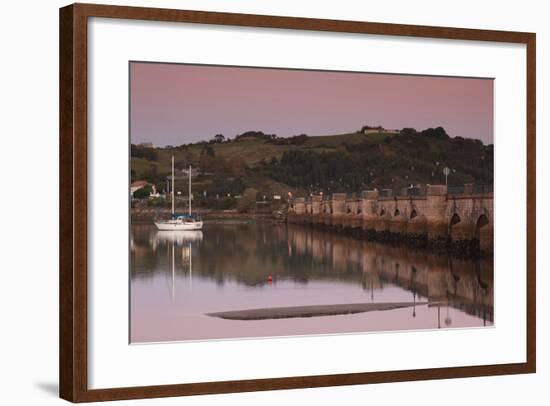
[131,180,149,187]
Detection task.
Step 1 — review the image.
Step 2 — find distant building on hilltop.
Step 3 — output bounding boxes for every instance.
[138,142,154,148]
[360,125,399,135]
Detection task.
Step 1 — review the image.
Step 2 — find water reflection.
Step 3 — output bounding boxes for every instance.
[130,222,493,342]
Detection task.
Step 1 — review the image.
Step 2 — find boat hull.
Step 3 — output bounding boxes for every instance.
[154,221,203,231]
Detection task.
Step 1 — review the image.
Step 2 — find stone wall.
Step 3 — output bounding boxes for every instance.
[288,185,493,257]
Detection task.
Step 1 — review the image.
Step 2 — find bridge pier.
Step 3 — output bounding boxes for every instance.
[479,223,493,253]
[331,193,347,228]
[424,185,449,250]
[361,190,379,237]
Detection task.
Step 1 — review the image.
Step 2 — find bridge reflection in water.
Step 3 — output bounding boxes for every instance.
[130,222,493,343]
[285,224,493,326]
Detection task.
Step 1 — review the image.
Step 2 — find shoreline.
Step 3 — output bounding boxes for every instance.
[131,207,279,223]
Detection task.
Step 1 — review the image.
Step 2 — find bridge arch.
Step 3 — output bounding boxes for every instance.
[410,209,418,219]
[449,213,461,236]
[450,213,461,227]
[394,209,400,216]
[380,208,386,216]
[475,214,489,239]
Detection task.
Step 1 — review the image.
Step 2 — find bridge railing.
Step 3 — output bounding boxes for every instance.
[448,185,465,195]
[300,183,492,203]
[378,187,428,198]
[404,187,427,197]
[474,184,493,194]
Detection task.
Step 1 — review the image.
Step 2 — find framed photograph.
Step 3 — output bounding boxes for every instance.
[59,3,536,402]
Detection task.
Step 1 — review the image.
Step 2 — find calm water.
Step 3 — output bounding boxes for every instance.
[130,222,493,343]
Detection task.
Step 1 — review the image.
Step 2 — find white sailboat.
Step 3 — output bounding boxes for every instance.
[154,156,203,231]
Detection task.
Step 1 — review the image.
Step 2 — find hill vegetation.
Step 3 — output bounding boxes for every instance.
[131,126,493,205]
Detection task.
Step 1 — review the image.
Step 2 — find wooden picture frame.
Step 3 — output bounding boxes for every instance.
[59,3,536,402]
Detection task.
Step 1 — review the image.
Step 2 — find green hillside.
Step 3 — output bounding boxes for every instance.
[131,127,493,202]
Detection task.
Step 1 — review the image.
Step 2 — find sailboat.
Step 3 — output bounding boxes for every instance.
[154,156,203,231]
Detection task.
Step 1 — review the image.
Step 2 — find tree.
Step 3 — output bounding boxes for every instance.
[237,188,258,213]
[230,177,247,194]
[421,126,449,139]
[143,164,162,185]
[133,185,152,199]
[400,127,418,136]
[227,156,247,177]
[201,144,216,157]
[269,134,308,145]
[130,144,158,161]
[213,134,225,143]
[235,131,276,141]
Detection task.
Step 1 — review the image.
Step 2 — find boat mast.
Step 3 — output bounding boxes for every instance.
[171,241,175,303]
[171,156,175,215]
[189,242,193,291]
[188,165,192,216]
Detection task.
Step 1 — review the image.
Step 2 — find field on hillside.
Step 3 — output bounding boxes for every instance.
[132,132,394,177]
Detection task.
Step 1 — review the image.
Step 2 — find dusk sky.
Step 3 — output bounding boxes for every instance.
[130,62,494,146]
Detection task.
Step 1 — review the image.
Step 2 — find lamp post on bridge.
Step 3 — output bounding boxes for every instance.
[443,166,450,185]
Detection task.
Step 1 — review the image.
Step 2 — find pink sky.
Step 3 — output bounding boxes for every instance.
[130,62,494,146]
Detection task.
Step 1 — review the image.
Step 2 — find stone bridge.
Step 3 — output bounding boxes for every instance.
[288,184,493,256]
